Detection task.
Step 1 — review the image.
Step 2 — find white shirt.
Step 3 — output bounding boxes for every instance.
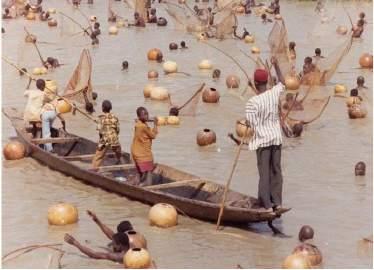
[245,83,285,151]
[23,89,45,122]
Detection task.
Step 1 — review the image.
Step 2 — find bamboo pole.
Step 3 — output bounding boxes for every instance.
[216,126,248,230]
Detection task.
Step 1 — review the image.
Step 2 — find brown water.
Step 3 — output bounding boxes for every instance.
[2,0,373,268]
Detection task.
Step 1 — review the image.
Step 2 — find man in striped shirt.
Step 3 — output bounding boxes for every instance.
[246,57,285,213]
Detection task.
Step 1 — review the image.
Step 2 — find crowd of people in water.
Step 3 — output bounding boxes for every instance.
[3,0,371,267]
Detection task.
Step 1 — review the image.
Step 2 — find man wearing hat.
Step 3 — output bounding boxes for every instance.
[246,57,285,213]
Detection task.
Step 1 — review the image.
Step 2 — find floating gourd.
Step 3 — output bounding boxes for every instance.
[282,253,311,269]
[167,116,180,125]
[150,87,169,101]
[198,59,213,70]
[202,87,220,103]
[123,248,151,269]
[90,15,97,22]
[348,106,367,119]
[48,8,56,14]
[126,230,147,249]
[285,75,300,90]
[336,25,347,35]
[226,75,240,88]
[235,6,245,13]
[26,12,36,20]
[109,26,119,35]
[196,129,216,146]
[39,67,48,75]
[143,84,155,98]
[251,46,260,54]
[147,48,162,61]
[163,61,178,74]
[156,116,168,126]
[32,67,42,75]
[25,34,37,43]
[57,99,72,114]
[235,119,253,138]
[116,20,126,28]
[275,14,282,20]
[244,35,255,43]
[148,70,159,79]
[48,19,58,27]
[169,43,178,50]
[47,203,79,225]
[3,141,26,160]
[149,203,178,228]
[334,84,347,94]
[292,244,322,268]
[359,53,373,69]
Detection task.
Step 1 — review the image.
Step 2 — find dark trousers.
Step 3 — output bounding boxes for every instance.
[256,145,283,209]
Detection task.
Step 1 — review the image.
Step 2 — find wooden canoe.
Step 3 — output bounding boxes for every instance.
[3,108,290,224]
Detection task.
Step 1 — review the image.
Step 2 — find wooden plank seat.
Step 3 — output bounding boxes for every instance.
[96,164,136,172]
[31,137,81,144]
[145,179,203,190]
[64,153,116,161]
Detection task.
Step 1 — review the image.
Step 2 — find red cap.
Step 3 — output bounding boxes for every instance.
[254,69,268,83]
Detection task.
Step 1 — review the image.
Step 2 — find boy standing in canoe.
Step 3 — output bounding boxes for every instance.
[92,100,124,169]
[131,107,158,186]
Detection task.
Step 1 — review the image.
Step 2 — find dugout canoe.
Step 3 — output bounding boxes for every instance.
[3,107,290,224]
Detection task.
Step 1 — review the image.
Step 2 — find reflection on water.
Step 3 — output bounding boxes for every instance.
[2,0,372,268]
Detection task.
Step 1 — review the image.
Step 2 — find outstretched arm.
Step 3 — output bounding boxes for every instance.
[271,56,285,85]
[64,233,122,263]
[87,210,115,240]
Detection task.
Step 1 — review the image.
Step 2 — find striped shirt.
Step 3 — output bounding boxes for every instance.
[245,83,285,151]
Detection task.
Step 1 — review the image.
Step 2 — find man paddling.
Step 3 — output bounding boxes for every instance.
[245,57,285,213]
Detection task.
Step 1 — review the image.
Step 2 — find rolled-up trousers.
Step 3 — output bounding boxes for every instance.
[256,144,283,209]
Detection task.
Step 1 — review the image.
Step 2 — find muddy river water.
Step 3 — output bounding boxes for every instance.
[2,0,373,268]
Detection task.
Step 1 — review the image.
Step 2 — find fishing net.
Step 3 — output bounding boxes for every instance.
[306,36,353,85]
[63,49,93,105]
[59,12,91,48]
[216,0,241,10]
[177,87,203,116]
[135,0,147,22]
[214,9,238,40]
[267,19,293,76]
[164,1,208,32]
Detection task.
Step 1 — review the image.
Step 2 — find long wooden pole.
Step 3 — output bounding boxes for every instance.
[2,56,98,123]
[216,126,248,230]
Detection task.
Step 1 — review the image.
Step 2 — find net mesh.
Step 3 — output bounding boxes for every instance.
[63,49,93,105]
[267,19,293,76]
[164,1,237,39]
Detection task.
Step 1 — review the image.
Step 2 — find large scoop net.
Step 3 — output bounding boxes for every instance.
[63,49,93,105]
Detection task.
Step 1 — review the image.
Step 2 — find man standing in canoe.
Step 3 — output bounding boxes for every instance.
[131,107,158,186]
[245,57,285,213]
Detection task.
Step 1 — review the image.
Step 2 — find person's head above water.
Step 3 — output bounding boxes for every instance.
[112,232,130,252]
[315,48,321,56]
[357,19,365,27]
[261,13,267,20]
[136,106,149,122]
[293,122,303,137]
[36,79,45,91]
[85,102,94,114]
[355,161,366,176]
[150,8,156,15]
[180,41,186,48]
[357,76,365,86]
[299,225,314,242]
[117,220,134,233]
[94,22,100,29]
[289,41,296,49]
[122,61,128,70]
[350,88,358,97]
[134,12,139,19]
[102,100,112,113]
[359,12,365,19]
[304,57,313,64]
[92,92,98,100]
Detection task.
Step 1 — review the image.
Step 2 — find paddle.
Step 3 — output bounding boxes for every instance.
[216,125,249,230]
